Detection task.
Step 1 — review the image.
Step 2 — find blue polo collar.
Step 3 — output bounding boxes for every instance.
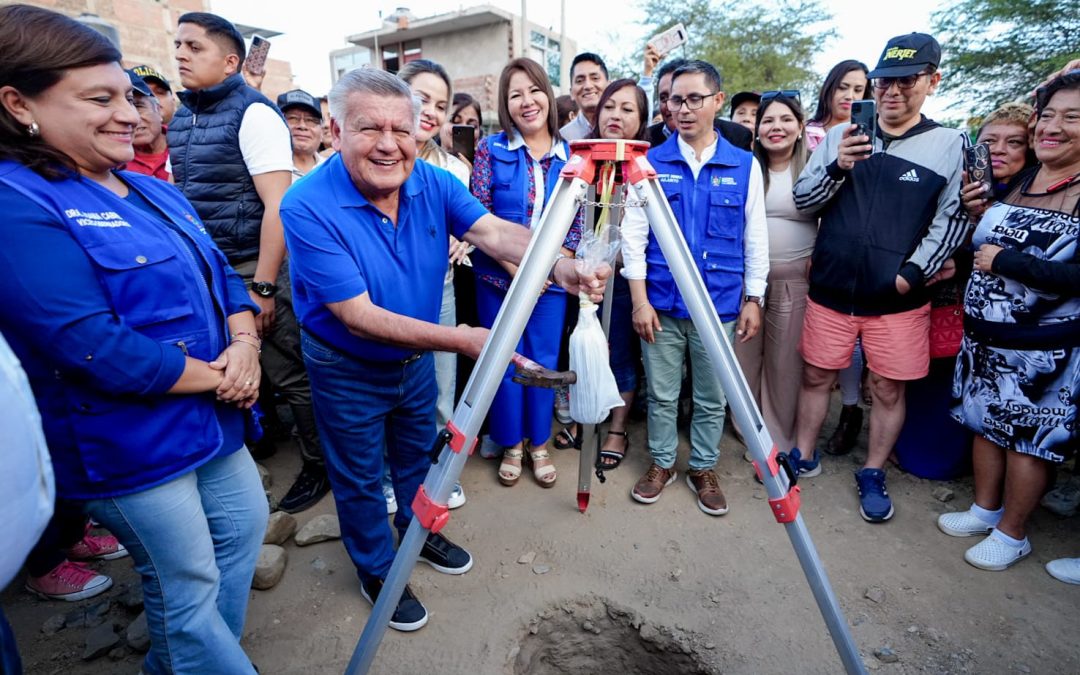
[327,152,426,209]
[505,130,568,161]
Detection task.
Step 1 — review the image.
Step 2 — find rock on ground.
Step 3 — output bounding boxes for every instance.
[126,611,150,653]
[257,463,271,490]
[253,544,288,590]
[263,511,298,545]
[83,621,120,661]
[295,514,341,546]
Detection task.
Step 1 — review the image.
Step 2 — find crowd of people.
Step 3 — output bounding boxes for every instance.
[0,4,1077,672]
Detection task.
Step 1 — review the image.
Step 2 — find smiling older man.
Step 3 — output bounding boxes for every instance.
[281,67,605,633]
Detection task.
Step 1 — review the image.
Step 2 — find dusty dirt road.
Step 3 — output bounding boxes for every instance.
[5,400,1079,674]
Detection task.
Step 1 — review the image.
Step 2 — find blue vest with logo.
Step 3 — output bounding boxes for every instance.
[470,132,568,289]
[0,162,237,499]
[644,131,753,322]
[168,73,283,264]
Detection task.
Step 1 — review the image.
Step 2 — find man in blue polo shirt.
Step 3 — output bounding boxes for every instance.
[281,68,605,633]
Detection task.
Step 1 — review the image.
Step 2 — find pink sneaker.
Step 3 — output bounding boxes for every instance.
[26,561,113,601]
[66,524,129,561]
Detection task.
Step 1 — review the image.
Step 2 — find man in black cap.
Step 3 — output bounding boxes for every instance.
[131,64,177,125]
[729,91,760,133]
[792,32,967,523]
[278,89,325,182]
[125,70,171,181]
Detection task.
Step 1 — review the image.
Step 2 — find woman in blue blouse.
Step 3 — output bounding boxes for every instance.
[470,57,581,488]
[0,7,267,673]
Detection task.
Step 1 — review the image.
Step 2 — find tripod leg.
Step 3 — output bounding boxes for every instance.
[346,176,589,675]
[630,177,867,675]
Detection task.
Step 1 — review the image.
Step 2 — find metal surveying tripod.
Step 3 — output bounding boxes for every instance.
[346,139,866,675]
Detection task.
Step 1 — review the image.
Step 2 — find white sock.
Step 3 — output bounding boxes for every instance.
[990,528,1028,548]
[970,503,1003,526]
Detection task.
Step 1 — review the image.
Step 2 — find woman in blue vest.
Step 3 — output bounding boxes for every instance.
[470,57,581,487]
[0,7,267,673]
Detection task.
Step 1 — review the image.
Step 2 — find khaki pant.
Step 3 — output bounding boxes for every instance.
[734,257,810,452]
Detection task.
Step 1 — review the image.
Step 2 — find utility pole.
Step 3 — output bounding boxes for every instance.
[520,0,526,58]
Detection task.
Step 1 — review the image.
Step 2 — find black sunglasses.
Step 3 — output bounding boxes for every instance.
[760,90,802,106]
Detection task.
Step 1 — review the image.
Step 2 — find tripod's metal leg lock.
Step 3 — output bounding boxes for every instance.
[445,421,477,456]
[753,445,802,524]
[411,485,450,534]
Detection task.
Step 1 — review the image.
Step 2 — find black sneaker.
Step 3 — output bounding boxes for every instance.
[418,532,473,575]
[359,578,428,632]
[278,464,332,514]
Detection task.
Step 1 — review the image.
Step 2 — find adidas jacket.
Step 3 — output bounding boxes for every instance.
[793,116,968,316]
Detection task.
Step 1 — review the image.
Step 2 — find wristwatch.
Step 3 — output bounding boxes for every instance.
[251,281,278,298]
[744,295,764,308]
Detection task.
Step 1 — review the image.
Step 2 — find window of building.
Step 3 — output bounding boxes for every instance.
[379,40,422,74]
[382,45,400,73]
[403,40,422,64]
[332,48,371,82]
[528,30,561,87]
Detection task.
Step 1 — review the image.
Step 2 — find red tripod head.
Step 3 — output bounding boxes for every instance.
[560,139,657,186]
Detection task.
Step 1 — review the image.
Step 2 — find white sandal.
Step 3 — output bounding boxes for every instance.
[528,446,557,488]
[498,447,523,487]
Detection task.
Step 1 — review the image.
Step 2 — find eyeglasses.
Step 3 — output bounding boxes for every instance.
[873,73,928,91]
[760,90,801,106]
[285,113,321,127]
[666,91,718,111]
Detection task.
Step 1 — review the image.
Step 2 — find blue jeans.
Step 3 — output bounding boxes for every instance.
[85,448,266,675]
[475,282,563,447]
[301,331,436,582]
[0,606,21,675]
[642,314,736,471]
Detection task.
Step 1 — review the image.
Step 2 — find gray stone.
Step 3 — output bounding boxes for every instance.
[864,587,886,604]
[311,556,334,575]
[118,583,144,611]
[295,514,341,546]
[257,463,271,490]
[126,611,150,653]
[932,486,955,502]
[517,551,537,565]
[532,563,551,575]
[874,646,900,663]
[83,622,119,661]
[265,489,279,513]
[108,646,128,660]
[41,613,66,635]
[263,511,297,545]
[65,605,106,629]
[252,544,287,589]
[670,568,683,581]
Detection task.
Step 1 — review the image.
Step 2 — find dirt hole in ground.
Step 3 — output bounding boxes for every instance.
[513,596,716,675]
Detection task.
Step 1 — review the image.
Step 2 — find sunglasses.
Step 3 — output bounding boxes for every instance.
[760,90,802,106]
[873,72,929,91]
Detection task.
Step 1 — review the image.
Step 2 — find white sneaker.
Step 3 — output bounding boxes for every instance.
[1045,558,1080,585]
[383,486,398,515]
[937,507,997,537]
[1041,476,1080,517]
[447,483,466,510]
[964,532,1031,571]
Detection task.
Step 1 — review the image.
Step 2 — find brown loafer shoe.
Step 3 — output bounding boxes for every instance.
[632,463,677,504]
[686,469,728,515]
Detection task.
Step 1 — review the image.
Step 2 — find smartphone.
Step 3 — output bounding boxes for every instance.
[648,23,688,57]
[850,100,876,156]
[451,124,476,165]
[964,142,994,195]
[246,35,271,76]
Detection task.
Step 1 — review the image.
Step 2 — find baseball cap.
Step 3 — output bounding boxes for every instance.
[125,69,153,97]
[729,91,761,114]
[276,89,322,119]
[868,33,941,79]
[131,64,171,92]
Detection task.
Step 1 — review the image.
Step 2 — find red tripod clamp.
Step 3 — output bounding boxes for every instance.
[561,139,657,186]
[411,485,449,534]
[753,445,803,524]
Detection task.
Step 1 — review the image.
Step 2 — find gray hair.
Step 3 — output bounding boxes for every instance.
[328,66,421,130]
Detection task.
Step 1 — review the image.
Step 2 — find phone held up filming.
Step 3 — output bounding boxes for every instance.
[850,100,876,156]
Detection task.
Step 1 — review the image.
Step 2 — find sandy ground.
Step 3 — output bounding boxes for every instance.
[4,397,1079,675]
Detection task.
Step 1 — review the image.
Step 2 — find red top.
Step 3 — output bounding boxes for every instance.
[128,149,171,182]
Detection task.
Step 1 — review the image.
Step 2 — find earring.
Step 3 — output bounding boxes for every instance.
[27,121,40,137]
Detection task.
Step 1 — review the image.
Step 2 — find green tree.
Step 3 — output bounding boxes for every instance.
[635,0,836,97]
[932,0,1080,114]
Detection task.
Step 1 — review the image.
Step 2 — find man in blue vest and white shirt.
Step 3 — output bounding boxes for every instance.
[622,60,769,516]
[169,13,332,513]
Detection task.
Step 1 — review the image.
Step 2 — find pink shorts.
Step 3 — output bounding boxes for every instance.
[799,298,931,381]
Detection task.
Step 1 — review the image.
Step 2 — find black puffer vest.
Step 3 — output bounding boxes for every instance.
[168,74,282,263]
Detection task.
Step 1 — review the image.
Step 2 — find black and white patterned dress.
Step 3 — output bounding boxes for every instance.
[951,176,1080,462]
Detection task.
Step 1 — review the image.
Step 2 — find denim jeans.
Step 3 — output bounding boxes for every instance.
[84,448,266,675]
[301,330,436,582]
[642,314,735,471]
[0,606,21,675]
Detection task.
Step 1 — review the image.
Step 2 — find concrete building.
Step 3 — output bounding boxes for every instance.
[334,5,577,125]
[12,0,294,101]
